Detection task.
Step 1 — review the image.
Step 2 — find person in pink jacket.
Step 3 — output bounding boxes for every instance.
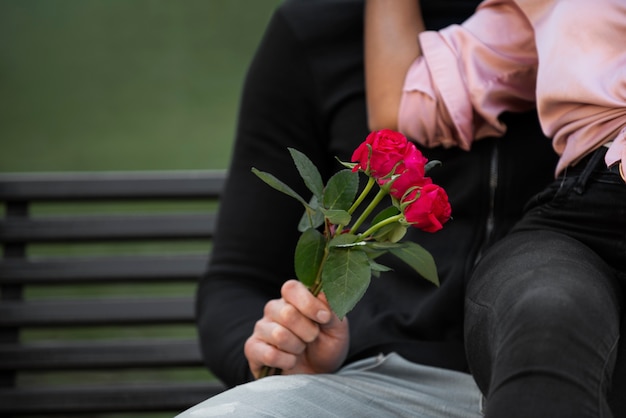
[397,0,626,416]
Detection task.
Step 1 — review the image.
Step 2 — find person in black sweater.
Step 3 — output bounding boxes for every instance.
[178,0,557,416]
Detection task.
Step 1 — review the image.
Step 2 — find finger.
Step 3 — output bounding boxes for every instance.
[256,316,308,354]
[266,300,320,345]
[244,335,297,378]
[281,280,332,325]
[316,292,344,330]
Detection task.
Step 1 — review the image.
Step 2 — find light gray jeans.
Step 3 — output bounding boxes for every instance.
[176,353,483,418]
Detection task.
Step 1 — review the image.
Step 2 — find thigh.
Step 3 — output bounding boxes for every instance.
[513,155,626,277]
[176,354,483,418]
[465,230,622,398]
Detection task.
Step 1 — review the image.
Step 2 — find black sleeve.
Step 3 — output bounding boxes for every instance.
[195,2,359,386]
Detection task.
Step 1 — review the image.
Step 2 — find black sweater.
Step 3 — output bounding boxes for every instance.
[196,0,558,387]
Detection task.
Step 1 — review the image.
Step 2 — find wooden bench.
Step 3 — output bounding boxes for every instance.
[0,170,228,416]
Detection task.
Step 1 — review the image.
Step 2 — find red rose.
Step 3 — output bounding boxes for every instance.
[351,130,415,177]
[402,183,451,233]
[387,149,430,199]
[351,130,428,198]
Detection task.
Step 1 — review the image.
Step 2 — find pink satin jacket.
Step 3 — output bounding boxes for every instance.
[398,0,626,178]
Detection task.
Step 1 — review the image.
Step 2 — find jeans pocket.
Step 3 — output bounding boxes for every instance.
[593,168,626,186]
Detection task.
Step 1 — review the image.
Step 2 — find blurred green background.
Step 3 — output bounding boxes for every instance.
[0,0,283,173]
[0,2,282,417]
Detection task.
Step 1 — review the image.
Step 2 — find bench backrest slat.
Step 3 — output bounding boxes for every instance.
[0,296,195,327]
[0,171,225,201]
[0,255,209,284]
[0,214,217,243]
[0,339,202,370]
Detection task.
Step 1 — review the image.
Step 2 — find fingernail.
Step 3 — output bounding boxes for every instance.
[317,310,331,323]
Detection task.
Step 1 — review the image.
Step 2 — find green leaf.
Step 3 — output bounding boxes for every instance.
[322,169,358,211]
[321,208,351,226]
[372,222,407,243]
[361,247,387,259]
[298,195,324,232]
[365,241,403,250]
[370,206,400,226]
[294,228,326,288]
[337,159,357,170]
[289,148,324,201]
[369,259,392,273]
[389,241,439,286]
[329,233,359,247]
[251,167,309,207]
[322,248,371,319]
[425,160,442,173]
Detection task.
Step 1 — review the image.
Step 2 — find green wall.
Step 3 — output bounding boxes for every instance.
[0,0,282,172]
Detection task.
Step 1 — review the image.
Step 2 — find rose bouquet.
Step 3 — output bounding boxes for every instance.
[252,129,451,376]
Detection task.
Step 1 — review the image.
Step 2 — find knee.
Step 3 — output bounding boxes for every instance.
[498,280,619,364]
[503,285,581,342]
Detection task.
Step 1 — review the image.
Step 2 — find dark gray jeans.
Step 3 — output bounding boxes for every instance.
[465,147,626,418]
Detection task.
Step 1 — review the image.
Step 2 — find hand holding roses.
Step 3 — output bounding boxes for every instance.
[251,129,451,377]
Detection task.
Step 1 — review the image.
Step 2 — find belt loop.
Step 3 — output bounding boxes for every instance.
[573,147,606,194]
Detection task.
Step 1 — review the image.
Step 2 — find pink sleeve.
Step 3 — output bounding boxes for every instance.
[398,0,538,150]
